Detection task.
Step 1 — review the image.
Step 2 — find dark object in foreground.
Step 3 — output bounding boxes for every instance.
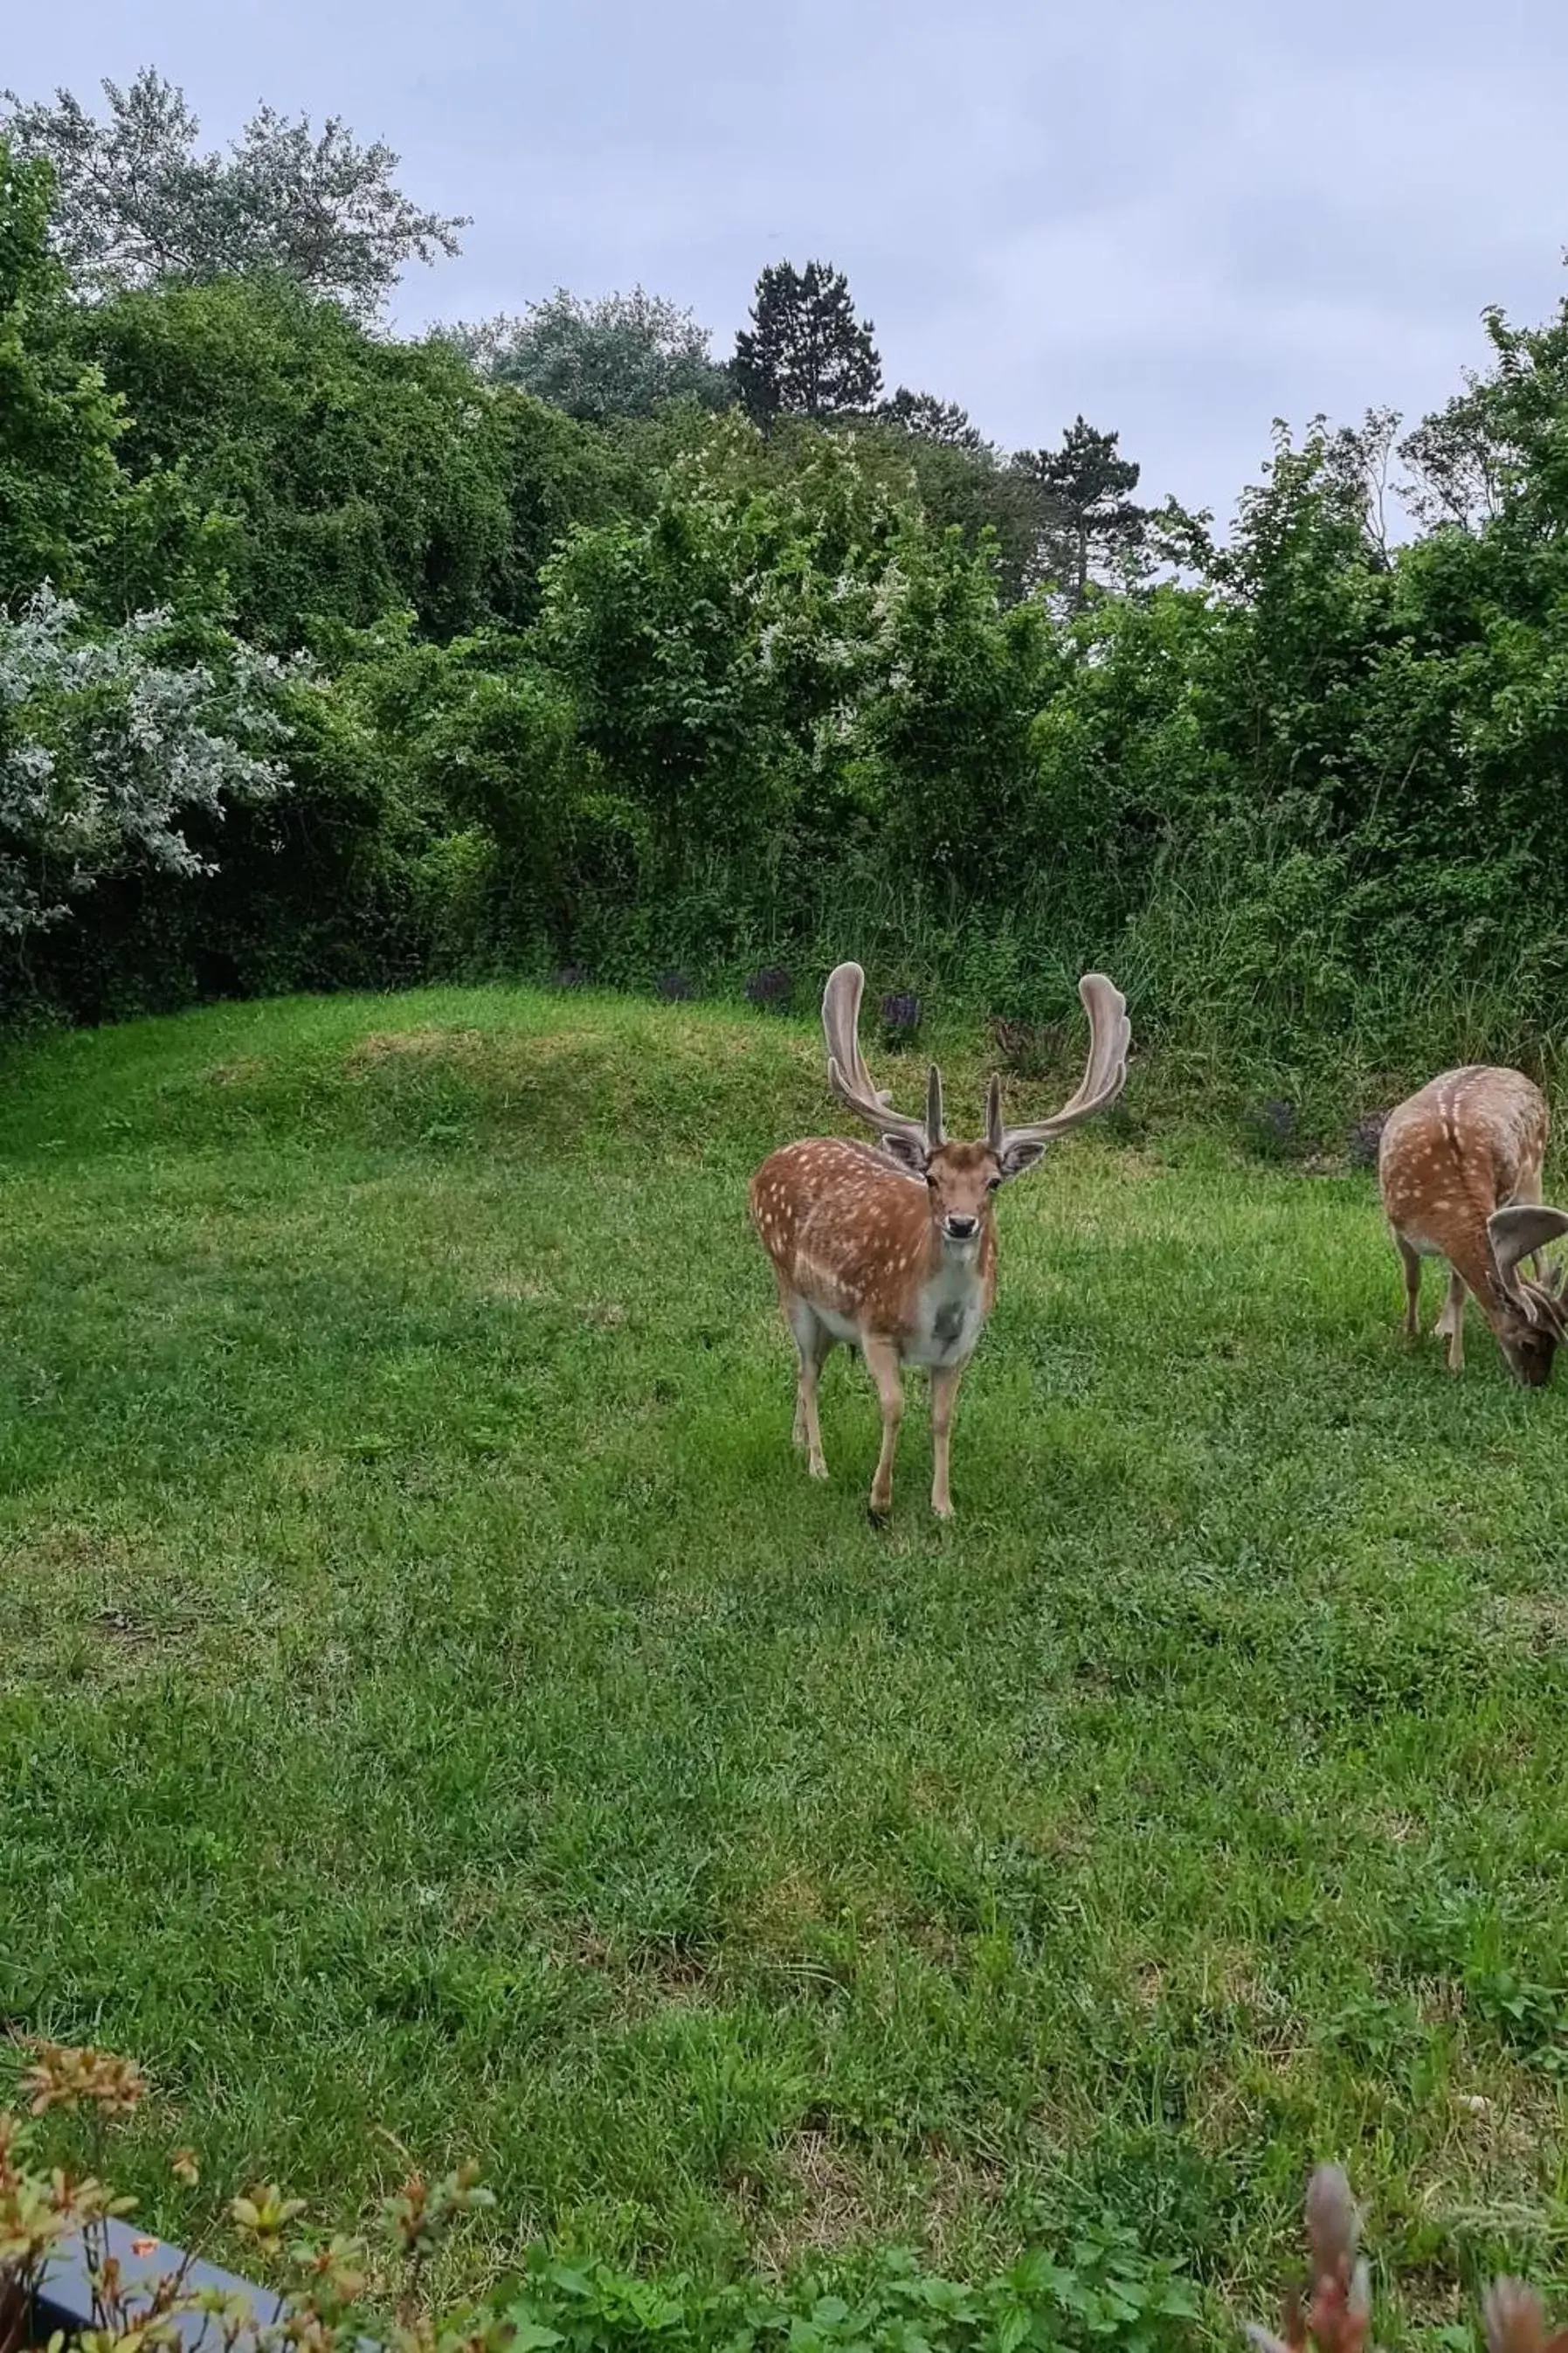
[34,2217,280,2353]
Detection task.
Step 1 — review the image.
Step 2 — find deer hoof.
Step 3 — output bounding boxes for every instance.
[867,1502,891,1529]
[807,1458,828,1482]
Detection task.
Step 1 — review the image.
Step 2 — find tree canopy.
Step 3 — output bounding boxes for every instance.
[444,288,733,422]
[733,259,882,426]
[0,69,466,319]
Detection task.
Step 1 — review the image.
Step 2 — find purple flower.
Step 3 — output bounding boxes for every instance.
[880,990,922,1040]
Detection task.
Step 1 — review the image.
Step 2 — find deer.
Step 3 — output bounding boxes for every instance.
[749,961,1130,1521]
[1378,1064,1568,1384]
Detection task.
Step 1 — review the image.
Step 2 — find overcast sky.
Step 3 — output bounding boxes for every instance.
[10,0,1568,520]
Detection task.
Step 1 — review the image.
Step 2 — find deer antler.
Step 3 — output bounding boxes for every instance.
[1483,2279,1568,2353]
[821,962,939,1161]
[988,973,1131,1168]
[1489,1203,1568,1328]
[1244,2166,1370,2353]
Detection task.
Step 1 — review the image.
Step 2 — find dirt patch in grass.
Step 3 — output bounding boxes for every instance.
[348,1028,487,1067]
[752,2130,1006,2275]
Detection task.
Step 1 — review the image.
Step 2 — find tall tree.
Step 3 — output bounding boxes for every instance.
[75,273,532,646]
[874,385,986,452]
[733,259,881,427]
[1012,417,1148,606]
[442,287,732,422]
[0,69,466,321]
[0,140,122,606]
[0,137,213,615]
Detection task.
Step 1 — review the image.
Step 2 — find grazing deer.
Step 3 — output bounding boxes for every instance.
[1378,1065,1568,1384]
[749,962,1130,1520]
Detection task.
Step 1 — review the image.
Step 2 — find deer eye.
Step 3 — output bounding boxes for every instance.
[986,1175,1002,1193]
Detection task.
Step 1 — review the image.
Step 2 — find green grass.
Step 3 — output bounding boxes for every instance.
[3,985,1567,2335]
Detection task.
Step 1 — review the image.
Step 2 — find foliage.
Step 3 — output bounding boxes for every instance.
[0,67,466,319]
[9,2043,1568,2353]
[0,139,217,616]
[15,85,1568,1097]
[0,2043,1203,2353]
[733,260,882,427]
[446,287,733,422]
[67,275,535,647]
[874,386,988,451]
[1012,419,1150,607]
[335,619,605,954]
[840,417,1050,605]
[0,585,292,945]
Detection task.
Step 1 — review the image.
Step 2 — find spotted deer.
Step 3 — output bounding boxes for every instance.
[1378,1065,1568,1384]
[749,962,1130,1520]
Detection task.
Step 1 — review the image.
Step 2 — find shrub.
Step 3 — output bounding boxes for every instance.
[0,589,293,948]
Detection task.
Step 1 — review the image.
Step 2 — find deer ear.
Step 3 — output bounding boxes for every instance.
[998,1137,1048,1180]
[881,1132,928,1174]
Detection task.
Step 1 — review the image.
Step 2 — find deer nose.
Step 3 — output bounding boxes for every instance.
[944,1215,978,1240]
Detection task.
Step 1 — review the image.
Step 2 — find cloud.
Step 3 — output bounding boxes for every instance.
[9,0,1568,518]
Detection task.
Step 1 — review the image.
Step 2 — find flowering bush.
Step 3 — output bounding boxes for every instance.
[0,589,294,942]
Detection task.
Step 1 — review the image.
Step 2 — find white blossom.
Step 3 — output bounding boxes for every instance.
[0,586,295,941]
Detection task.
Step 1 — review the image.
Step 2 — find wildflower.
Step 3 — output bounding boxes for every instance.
[22,2046,147,2121]
[383,2162,493,2262]
[230,2185,307,2259]
[880,990,922,1043]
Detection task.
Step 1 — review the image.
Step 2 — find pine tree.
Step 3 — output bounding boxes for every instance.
[733,260,881,427]
[876,386,986,452]
[1012,417,1147,606]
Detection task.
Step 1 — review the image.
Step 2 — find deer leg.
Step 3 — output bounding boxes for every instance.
[861,1335,904,1525]
[930,1363,964,1521]
[785,1294,832,1479]
[1397,1237,1422,1339]
[1436,1267,1467,1370]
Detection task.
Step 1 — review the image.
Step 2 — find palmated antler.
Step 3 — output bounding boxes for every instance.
[1489,1204,1568,1332]
[987,974,1131,1170]
[822,962,941,1162]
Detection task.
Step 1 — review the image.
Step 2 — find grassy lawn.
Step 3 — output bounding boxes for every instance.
[3,986,1567,2331]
